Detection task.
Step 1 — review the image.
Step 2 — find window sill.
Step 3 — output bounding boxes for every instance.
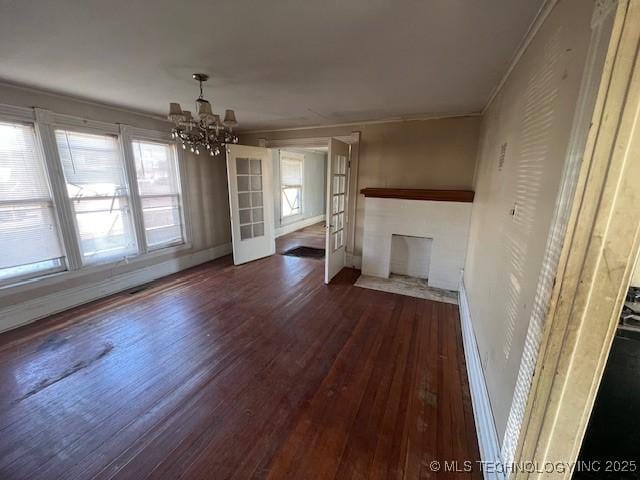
[0,242,191,297]
[0,265,66,290]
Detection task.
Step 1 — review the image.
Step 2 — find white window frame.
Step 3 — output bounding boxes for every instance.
[45,113,141,267]
[279,150,304,221]
[122,125,189,253]
[0,104,192,291]
[0,106,68,286]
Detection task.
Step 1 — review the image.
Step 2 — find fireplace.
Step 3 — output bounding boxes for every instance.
[360,188,474,292]
[390,235,433,280]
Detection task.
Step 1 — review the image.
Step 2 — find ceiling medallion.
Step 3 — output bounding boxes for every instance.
[167,73,239,156]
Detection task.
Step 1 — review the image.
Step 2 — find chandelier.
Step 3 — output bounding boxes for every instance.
[167,73,239,156]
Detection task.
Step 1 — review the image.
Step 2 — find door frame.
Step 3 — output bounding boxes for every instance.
[514,1,640,476]
[259,132,361,267]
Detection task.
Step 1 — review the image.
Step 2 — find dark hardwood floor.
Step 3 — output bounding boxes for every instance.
[0,254,480,479]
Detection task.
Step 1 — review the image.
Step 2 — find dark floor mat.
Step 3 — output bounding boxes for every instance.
[282,246,325,258]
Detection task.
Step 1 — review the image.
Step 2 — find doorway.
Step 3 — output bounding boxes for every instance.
[573,260,640,480]
[238,133,359,284]
[274,146,328,260]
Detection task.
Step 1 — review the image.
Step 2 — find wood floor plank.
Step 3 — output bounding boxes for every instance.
[0,253,480,479]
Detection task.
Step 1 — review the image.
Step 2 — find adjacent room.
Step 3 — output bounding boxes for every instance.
[1,0,639,479]
[274,148,327,260]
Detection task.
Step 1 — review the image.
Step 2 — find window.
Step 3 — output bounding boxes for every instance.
[0,107,190,287]
[55,129,137,264]
[132,140,185,249]
[0,121,65,283]
[236,157,264,240]
[280,151,303,218]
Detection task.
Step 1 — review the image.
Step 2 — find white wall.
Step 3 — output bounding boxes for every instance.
[0,83,231,331]
[362,197,471,291]
[462,0,594,445]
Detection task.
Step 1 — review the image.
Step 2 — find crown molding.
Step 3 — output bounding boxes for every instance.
[0,79,171,125]
[0,103,35,122]
[238,111,481,135]
[482,0,560,114]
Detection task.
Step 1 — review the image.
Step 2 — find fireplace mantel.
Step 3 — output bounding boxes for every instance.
[361,194,472,291]
[360,188,474,203]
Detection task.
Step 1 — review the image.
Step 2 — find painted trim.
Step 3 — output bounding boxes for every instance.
[482,0,559,113]
[0,102,35,122]
[275,214,325,238]
[119,124,149,255]
[0,243,232,334]
[458,280,505,480]
[34,108,84,270]
[0,79,170,125]
[345,131,361,257]
[40,108,121,134]
[239,112,481,135]
[263,134,359,148]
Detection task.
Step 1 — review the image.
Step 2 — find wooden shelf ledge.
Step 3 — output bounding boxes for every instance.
[360,188,475,203]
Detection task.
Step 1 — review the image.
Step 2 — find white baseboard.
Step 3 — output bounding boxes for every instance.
[275,214,325,238]
[0,243,232,334]
[459,279,505,480]
[346,253,362,269]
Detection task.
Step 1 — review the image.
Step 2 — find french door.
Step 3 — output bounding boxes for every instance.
[226,145,275,265]
[325,138,350,283]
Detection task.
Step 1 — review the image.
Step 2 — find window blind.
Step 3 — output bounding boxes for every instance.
[55,129,137,263]
[280,151,303,217]
[280,153,303,187]
[0,122,65,282]
[132,140,184,249]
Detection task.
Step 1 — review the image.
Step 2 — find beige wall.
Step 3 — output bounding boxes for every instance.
[241,116,481,256]
[463,0,593,443]
[0,83,230,306]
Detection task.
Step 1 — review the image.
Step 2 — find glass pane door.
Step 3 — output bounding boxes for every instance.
[330,154,347,251]
[236,157,265,240]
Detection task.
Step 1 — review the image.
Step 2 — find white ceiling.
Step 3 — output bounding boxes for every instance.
[0,0,543,131]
